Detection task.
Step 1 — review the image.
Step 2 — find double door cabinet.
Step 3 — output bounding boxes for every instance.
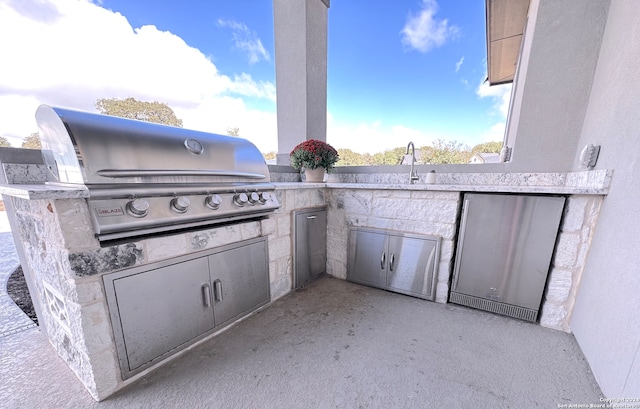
[347,228,440,300]
[103,237,270,379]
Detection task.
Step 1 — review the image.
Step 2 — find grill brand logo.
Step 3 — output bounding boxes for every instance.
[96,206,124,217]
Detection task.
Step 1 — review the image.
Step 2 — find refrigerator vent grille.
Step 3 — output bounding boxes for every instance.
[449,292,538,322]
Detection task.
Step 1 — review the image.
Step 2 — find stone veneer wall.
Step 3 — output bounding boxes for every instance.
[321,187,604,331]
[325,188,460,303]
[267,185,327,296]
[9,192,300,401]
[540,195,603,331]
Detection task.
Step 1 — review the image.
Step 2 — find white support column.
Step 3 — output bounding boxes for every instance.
[273,0,329,165]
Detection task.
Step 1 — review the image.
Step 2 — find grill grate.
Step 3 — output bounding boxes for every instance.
[449,292,538,322]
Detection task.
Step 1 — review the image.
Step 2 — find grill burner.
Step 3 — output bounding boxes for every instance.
[36,105,280,241]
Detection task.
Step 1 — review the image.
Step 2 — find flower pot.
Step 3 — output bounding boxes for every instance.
[304,167,325,182]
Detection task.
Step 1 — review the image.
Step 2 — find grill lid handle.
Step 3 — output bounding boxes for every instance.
[96,169,266,179]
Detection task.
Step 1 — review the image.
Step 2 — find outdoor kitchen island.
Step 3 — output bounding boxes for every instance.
[0,166,610,401]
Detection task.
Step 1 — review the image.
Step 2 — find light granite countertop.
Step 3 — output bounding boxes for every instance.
[275,169,612,195]
[0,184,89,200]
[274,182,609,195]
[0,169,612,200]
[0,180,609,201]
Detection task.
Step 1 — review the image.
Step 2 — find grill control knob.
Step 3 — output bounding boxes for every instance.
[205,194,222,210]
[171,196,190,213]
[126,198,150,217]
[248,192,260,205]
[259,192,270,204]
[233,192,249,207]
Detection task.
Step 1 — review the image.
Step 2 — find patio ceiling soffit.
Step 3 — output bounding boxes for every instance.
[486,0,530,85]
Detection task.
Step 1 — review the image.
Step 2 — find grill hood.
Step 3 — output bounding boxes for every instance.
[36,105,270,186]
[35,105,279,242]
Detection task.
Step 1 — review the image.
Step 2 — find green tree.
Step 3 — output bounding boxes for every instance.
[227,127,240,137]
[95,97,183,127]
[0,136,11,148]
[371,147,406,165]
[471,141,503,154]
[421,139,472,164]
[21,132,41,149]
[336,148,370,166]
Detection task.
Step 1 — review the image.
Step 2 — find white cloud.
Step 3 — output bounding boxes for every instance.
[401,0,459,53]
[217,18,270,65]
[476,80,512,118]
[455,56,464,72]
[480,122,507,143]
[327,115,438,154]
[476,80,513,142]
[3,0,62,24]
[229,73,276,101]
[0,0,276,151]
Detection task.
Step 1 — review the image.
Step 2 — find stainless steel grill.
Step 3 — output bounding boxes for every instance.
[36,105,279,241]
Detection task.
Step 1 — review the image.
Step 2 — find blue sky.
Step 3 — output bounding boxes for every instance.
[0,0,510,154]
[328,0,510,152]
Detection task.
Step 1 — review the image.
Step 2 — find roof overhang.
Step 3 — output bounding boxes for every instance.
[486,0,530,85]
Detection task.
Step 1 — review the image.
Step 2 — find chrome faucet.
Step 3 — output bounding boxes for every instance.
[405,141,419,184]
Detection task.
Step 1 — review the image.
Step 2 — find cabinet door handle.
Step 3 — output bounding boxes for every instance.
[213,279,223,302]
[389,253,395,271]
[452,199,471,291]
[202,283,211,307]
[380,252,386,269]
[306,215,317,219]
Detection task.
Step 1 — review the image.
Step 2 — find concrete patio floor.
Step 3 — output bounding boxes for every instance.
[1,276,602,408]
[0,212,35,338]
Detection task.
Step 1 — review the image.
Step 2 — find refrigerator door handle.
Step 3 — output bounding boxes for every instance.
[451,198,471,291]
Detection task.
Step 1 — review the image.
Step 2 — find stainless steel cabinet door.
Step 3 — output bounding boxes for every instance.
[294,208,327,288]
[209,239,270,328]
[387,234,438,299]
[111,257,213,372]
[347,229,388,288]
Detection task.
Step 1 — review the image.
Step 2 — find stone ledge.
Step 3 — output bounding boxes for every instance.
[0,184,89,200]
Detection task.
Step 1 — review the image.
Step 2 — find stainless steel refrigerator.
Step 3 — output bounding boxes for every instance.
[450,193,566,322]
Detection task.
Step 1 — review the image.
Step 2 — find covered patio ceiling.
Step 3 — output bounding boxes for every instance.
[486,0,530,85]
